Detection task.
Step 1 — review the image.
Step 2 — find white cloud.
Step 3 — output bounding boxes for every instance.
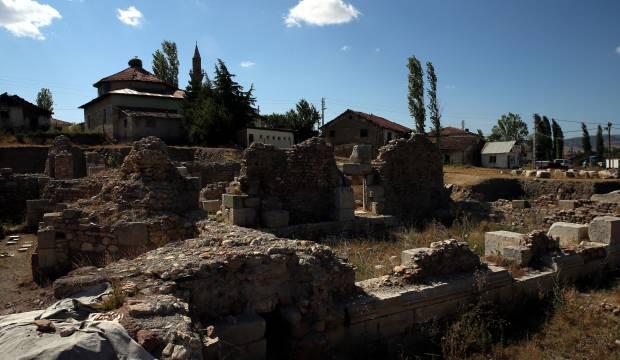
[0,0,61,40]
[340,45,350,51]
[240,61,256,68]
[616,46,620,54]
[117,6,143,27]
[285,0,360,27]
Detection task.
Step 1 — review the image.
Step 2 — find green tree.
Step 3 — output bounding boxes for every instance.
[290,99,321,142]
[426,62,441,143]
[581,122,592,154]
[551,119,564,159]
[596,124,605,157]
[36,88,53,113]
[477,129,484,138]
[489,113,528,142]
[152,40,180,87]
[407,56,425,133]
[263,113,291,129]
[541,116,553,160]
[182,59,257,145]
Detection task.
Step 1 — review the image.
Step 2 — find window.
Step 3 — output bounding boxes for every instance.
[387,132,392,141]
[249,133,255,144]
[329,130,336,137]
[0,111,8,120]
[123,119,127,128]
[259,134,263,139]
[277,136,281,140]
[444,154,450,164]
[489,155,497,164]
[146,118,156,128]
[360,129,368,137]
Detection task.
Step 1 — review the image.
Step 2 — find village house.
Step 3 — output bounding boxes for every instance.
[481,140,522,168]
[237,126,295,148]
[322,109,411,157]
[428,127,483,165]
[79,57,185,143]
[0,92,51,131]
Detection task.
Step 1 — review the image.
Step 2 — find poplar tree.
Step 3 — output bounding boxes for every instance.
[36,88,53,113]
[581,123,592,154]
[152,40,180,87]
[426,62,441,142]
[596,124,605,157]
[407,56,425,134]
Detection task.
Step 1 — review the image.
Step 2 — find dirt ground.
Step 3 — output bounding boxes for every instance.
[444,165,606,186]
[0,233,54,316]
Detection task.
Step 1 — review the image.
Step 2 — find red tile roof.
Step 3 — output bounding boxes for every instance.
[325,110,411,133]
[440,126,478,136]
[94,66,165,86]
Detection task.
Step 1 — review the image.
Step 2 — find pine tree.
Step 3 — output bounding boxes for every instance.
[596,124,605,157]
[581,123,592,154]
[407,56,425,133]
[152,40,180,87]
[36,88,53,113]
[426,62,441,144]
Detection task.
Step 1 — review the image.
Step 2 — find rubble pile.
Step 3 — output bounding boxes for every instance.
[390,239,482,284]
[52,222,356,359]
[493,197,620,228]
[77,136,201,224]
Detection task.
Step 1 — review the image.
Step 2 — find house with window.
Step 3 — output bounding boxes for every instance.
[481,140,522,168]
[321,109,411,157]
[428,127,483,165]
[237,126,295,148]
[0,92,51,131]
[79,57,185,143]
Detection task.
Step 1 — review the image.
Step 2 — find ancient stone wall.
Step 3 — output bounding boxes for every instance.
[34,137,203,280]
[49,218,620,360]
[0,168,47,223]
[186,160,240,187]
[0,146,49,173]
[372,135,446,220]
[234,138,345,225]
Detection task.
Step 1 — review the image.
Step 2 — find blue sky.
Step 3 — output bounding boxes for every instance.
[1,0,619,136]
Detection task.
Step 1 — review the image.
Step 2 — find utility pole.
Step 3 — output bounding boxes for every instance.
[532,115,536,169]
[607,121,612,157]
[321,97,326,127]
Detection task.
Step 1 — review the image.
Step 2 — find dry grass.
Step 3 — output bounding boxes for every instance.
[444,165,605,187]
[471,285,620,360]
[327,217,513,281]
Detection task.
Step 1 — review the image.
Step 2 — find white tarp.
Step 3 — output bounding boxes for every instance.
[0,283,154,360]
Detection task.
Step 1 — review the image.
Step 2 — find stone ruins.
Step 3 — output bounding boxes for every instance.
[1,134,620,359]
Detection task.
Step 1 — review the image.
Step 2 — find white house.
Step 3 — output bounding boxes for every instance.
[481,141,522,168]
[237,127,295,148]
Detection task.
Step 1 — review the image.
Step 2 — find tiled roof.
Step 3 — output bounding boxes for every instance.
[79,88,184,109]
[0,92,51,115]
[120,108,183,119]
[434,135,481,152]
[325,109,412,133]
[481,141,517,154]
[440,127,478,137]
[94,66,166,87]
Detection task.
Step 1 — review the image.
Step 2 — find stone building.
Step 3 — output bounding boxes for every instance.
[322,109,411,157]
[79,57,185,143]
[0,92,51,131]
[428,127,483,165]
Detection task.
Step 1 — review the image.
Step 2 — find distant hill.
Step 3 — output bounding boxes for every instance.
[563,135,620,152]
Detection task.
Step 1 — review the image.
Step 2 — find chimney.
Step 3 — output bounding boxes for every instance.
[128,57,143,69]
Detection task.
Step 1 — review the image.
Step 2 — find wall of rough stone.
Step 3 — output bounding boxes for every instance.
[372,135,446,220]
[0,146,49,173]
[0,169,47,223]
[0,143,241,175]
[185,160,240,187]
[50,220,620,360]
[239,138,344,224]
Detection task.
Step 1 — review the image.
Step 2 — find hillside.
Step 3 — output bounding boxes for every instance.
[563,135,620,152]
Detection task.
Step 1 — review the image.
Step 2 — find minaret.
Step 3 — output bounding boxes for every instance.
[190,43,204,88]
